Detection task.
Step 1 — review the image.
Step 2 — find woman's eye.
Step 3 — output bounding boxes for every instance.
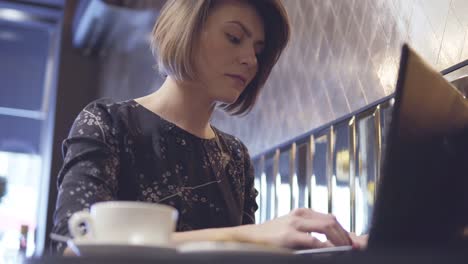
[226,33,241,44]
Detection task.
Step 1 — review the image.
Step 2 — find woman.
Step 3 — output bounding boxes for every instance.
[52,0,363,254]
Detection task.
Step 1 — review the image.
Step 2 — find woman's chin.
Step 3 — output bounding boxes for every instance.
[216,94,241,105]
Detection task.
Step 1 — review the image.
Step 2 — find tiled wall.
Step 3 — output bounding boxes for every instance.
[98,0,468,156]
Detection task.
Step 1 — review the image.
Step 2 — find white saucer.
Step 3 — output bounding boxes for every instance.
[176,241,292,255]
[67,240,177,257]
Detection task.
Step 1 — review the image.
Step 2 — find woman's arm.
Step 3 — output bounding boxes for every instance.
[172,208,352,249]
[170,142,352,250]
[64,207,349,255]
[240,142,258,224]
[53,100,121,254]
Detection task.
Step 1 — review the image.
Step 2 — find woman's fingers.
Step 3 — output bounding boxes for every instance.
[63,247,76,256]
[325,227,351,246]
[320,216,351,246]
[349,233,368,250]
[249,208,353,250]
[291,209,351,246]
[289,233,333,249]
[322,240,335,248]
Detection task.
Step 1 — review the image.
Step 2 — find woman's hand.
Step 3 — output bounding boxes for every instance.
[349,233,368,250]
[63,247,76,256]
[234,208,352,249]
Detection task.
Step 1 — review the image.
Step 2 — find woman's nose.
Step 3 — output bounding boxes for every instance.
[239,48,258,68]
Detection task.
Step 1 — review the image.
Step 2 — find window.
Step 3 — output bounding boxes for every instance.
[0,3,61,261]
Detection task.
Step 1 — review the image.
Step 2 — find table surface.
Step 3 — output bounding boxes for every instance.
[24,248,468,264]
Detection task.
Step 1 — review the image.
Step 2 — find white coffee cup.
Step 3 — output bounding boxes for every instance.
[68,201,178,247]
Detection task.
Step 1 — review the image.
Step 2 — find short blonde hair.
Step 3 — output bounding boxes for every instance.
[151,0,290,115]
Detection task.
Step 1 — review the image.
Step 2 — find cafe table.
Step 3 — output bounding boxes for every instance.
[24,248,468,264]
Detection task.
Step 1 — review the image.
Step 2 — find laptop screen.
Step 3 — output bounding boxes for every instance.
[367,44,468,249]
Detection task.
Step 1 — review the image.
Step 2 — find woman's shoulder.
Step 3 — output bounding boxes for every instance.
[69,98,138,137]
[75,98,141,125]
[80,98,136,116]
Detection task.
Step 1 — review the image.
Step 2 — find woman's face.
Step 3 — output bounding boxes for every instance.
[193,0,265,104]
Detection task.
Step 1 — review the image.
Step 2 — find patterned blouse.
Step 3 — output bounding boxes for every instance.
[51,99,258,253]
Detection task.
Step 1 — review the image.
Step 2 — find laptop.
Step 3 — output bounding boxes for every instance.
[298,44,468,255]
[367,44,468,249]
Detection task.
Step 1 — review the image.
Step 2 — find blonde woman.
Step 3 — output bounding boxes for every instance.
[52,0,361,254]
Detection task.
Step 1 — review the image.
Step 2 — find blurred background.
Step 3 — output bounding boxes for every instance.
[0,0,466,262]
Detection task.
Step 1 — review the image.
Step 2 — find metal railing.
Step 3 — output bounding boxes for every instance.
[252,58,468,235]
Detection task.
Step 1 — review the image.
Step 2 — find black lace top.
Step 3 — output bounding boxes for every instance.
[51,99,258,253]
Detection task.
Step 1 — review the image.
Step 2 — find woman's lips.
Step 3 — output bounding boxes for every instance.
[225,74,247,86]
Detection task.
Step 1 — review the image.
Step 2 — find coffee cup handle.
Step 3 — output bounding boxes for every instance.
[68,211,95,241]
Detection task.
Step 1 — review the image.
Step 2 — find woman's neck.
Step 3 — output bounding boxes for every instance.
[135,76,216,139]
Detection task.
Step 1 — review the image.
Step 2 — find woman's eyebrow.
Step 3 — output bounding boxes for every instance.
[226,21,265,44]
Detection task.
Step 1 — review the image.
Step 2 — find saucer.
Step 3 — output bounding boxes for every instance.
[67,240,177,257]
